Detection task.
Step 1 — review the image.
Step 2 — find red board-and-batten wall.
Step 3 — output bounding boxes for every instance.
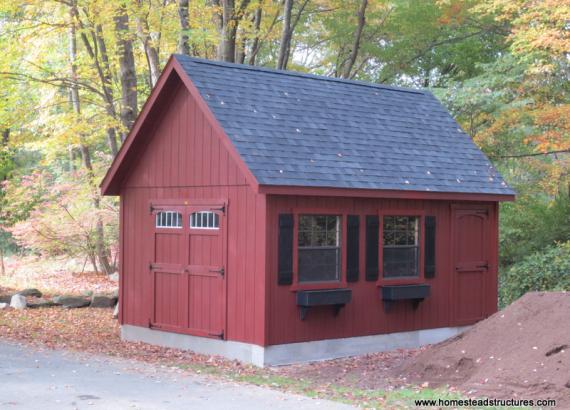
[117,69,500,348]
[119,73,267,346]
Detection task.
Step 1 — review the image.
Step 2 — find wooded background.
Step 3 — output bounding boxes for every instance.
[0,0,568,305]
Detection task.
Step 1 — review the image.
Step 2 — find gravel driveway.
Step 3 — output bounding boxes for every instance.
[0,341,354,410]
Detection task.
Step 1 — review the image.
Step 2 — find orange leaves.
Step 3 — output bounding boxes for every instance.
[479,0,570,56]
[437,0,469,26]
[528,105,570,152]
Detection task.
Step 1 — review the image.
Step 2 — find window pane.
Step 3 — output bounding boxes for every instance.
[298,214,341,283]
[156,211,182,229]
[298,231,311,247]
[189,211,220,229]
[312,230,326,246]
[394,231,407,246]
[382,215,419,278]
[384,216,395,231]
[383,247,418,278]
[299,215,312,231]
[298,248,340,282]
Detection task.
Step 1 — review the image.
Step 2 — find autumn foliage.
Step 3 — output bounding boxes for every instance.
[0,0,568,292]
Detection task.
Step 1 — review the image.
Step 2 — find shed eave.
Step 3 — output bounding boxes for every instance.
[258,184,516,202]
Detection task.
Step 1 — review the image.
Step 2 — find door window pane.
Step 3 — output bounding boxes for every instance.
[155,211,182,228]
[190,211,220,229]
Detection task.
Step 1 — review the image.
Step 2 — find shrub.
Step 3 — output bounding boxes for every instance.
[1,170,118,273]
[499,241,570,307]
[500,193,570,267]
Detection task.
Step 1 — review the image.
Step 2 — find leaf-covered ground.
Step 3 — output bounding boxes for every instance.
[1,256,117,296]
[0,258,466,408]
[0,306,465,409]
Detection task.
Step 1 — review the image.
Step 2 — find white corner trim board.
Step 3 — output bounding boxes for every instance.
[121,325,470,367]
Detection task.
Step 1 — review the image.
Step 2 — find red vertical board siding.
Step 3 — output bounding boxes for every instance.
[266,195,499,346]
[120,81,266,345]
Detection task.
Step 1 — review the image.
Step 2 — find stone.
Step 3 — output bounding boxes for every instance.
[52,296,90,309]
[0,295,12,304]
[108,272,119,282]
[27,298,56,309]
[112,302,119,319]
[10,294,27,310]
[0,302,8,309]
[90,294,117,308]
[111,288,119,298]
[18,288,42,298]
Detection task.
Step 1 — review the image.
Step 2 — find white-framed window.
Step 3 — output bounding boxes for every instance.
[190,211,220,229]
[383,216,420,278]
[298,215,342,283]
[155,211,183,228]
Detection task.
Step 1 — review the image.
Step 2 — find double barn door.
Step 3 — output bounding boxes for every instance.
[149,201,226,339]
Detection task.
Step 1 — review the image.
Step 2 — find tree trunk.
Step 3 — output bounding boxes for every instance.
[68,145,75,172]
[1,128,9,276]
[218,0,236,61]
[69,5,114,275]
[72,7,119,156]
[277,0,293,70]
[1,128,8,145]
[135,4,161,87]
[0,246,5,276]
[94,25,120,155]
[341,0,367,79]
[216,0,251,62]
[248,5,262,65]
[114,5,138,140]
[276,0,308,70]
[177,0,190,55]
[236,35,246,63]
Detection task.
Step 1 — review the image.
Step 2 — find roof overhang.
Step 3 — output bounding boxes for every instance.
[258,184,516,202]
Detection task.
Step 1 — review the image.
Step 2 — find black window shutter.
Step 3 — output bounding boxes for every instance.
[346,215,360,282]
[277,214,294,285]
[365,215,379,281]
[424,216,436,278]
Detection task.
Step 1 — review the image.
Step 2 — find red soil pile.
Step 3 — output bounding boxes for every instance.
[393,292,570,406]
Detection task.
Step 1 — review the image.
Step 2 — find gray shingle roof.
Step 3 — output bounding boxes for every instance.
[175,55,514,196]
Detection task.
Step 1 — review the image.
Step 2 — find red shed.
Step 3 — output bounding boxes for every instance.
[101,55,515,366]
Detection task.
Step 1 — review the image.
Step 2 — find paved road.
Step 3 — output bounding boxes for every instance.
[0,341,354,410]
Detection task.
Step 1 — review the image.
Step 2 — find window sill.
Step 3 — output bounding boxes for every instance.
[290,281,345,292]
[376,276,424,286]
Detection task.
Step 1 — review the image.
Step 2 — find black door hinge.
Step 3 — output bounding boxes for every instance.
[209,267,225,277]
[210,204,226,214]
[208,330,224,339]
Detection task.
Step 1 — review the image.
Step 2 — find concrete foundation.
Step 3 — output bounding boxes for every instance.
[121,325,470,367]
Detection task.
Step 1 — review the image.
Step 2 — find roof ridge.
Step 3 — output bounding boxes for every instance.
[173,54,426,95]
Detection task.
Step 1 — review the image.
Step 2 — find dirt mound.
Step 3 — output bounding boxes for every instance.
[393,292,570,406]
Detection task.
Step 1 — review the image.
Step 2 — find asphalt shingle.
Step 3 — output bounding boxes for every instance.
[175,55,514,196]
